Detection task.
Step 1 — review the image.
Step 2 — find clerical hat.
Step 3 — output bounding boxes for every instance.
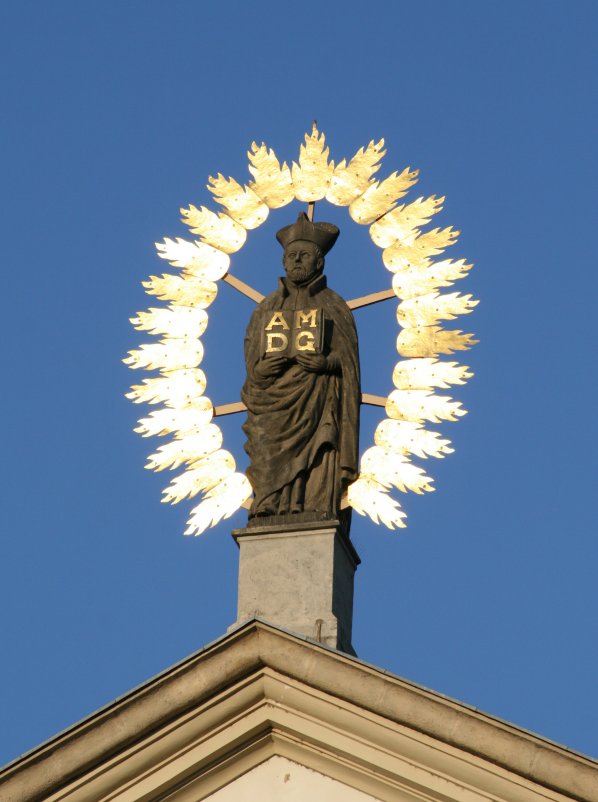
[276,212,340,255]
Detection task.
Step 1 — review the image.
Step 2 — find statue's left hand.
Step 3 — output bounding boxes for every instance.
[295,353,329,373]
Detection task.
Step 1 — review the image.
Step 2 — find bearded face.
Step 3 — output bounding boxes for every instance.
[283,240,324,286]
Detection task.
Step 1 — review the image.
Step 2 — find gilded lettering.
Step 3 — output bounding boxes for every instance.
[295,331,316,352]
[266,332,289,352]
[294,308,318,328]
[265,311,290,331]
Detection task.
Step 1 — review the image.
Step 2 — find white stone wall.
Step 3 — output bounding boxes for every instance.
[205,756,382,801]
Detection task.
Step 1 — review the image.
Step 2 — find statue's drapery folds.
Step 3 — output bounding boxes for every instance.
[241,213,360,521]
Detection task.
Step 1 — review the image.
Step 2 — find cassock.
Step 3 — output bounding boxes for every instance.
[241,272,360,518]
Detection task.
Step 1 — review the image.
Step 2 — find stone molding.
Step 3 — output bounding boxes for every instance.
[0,621,596,802]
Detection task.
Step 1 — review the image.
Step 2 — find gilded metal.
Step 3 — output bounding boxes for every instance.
[374,419,453,459]
[180,205,247,253]
[127,125,477,535]
[396,291,478,327]
[392,358,473,390]
[130,306,208,339]
[184,474,252,536]
[146,425,224,471]
[397,326,478,357]
[291,126,335,202]
[123,339,204,371]
[127,368,208,407]
[162,450,236,504]
[247,142,294,208]
[142,274,218,308]
[349,168,419,225]
[326,140,386,206]
[156,237,230,280]
[207,174,269,229]
[360,446,434,494]
[135,398,214,439]
[369,195,444,249]
[347,476,407,529]
[386,389,466,423]
[392,258,473,300]
[383,226,459,271]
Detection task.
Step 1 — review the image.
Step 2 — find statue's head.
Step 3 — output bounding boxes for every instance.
[277,212,339,286]
[282,239,323,285]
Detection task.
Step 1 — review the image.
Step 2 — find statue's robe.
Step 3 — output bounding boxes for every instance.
[241,273,360,517]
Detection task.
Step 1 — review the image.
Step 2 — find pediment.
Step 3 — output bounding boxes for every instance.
[204,756,381,801]
[1,621,595,802]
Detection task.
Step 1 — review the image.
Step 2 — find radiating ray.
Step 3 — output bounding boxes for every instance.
[184,473,253,535]
[369,195,444,248]
[247,142,294,208]
[397,292,478,327]
[180,205,246,253]
[135,400,214,439]
[347,476,407,528]
[383,226,458,270]
[145,425,224,471]
[392,358,473,390]
[374,419,453,459]
[386,389,466,423]
[123,339,204,371]
[162,450,236,504]
[142,274,218,308]
[155,237,230,280]
[349,168,419,224]
[127,369,207,407]
[397,326,478,357]
[360,446,434,494]
[130,306,208,339]
[392,258,472,299]
[326,139,386,206]
[208,174,269,229]
[291,126,334,201]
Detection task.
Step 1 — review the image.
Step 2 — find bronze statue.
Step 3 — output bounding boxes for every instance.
[127,127,476,537]
[242,212,360,522]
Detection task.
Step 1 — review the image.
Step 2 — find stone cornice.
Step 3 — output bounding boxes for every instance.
[1,620,596,802]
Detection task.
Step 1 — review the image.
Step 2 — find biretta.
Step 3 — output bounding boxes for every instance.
[276,212,340,255]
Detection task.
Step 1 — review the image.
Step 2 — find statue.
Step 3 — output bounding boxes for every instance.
[126,126,476,537]
[241,212,361,523]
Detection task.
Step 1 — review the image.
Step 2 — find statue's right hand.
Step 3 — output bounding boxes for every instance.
[255,354,289,379]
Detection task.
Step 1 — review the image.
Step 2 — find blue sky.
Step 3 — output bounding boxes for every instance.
[1,0,597,765]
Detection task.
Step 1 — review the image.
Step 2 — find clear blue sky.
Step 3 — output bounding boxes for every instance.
[1,0,597,765]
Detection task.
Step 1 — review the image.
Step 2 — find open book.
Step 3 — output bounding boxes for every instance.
[260,308,324,358]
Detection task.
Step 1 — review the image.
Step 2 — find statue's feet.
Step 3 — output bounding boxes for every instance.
[254,507,276,517]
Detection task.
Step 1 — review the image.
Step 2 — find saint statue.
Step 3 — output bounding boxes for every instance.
[241,212,360,523]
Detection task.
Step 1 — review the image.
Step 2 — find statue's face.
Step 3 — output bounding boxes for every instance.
[283,240,323,286]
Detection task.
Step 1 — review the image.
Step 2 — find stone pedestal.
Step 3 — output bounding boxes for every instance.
[231,519,360,655]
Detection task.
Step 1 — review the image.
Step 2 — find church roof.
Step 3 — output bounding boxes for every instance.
[1,619,596,802]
